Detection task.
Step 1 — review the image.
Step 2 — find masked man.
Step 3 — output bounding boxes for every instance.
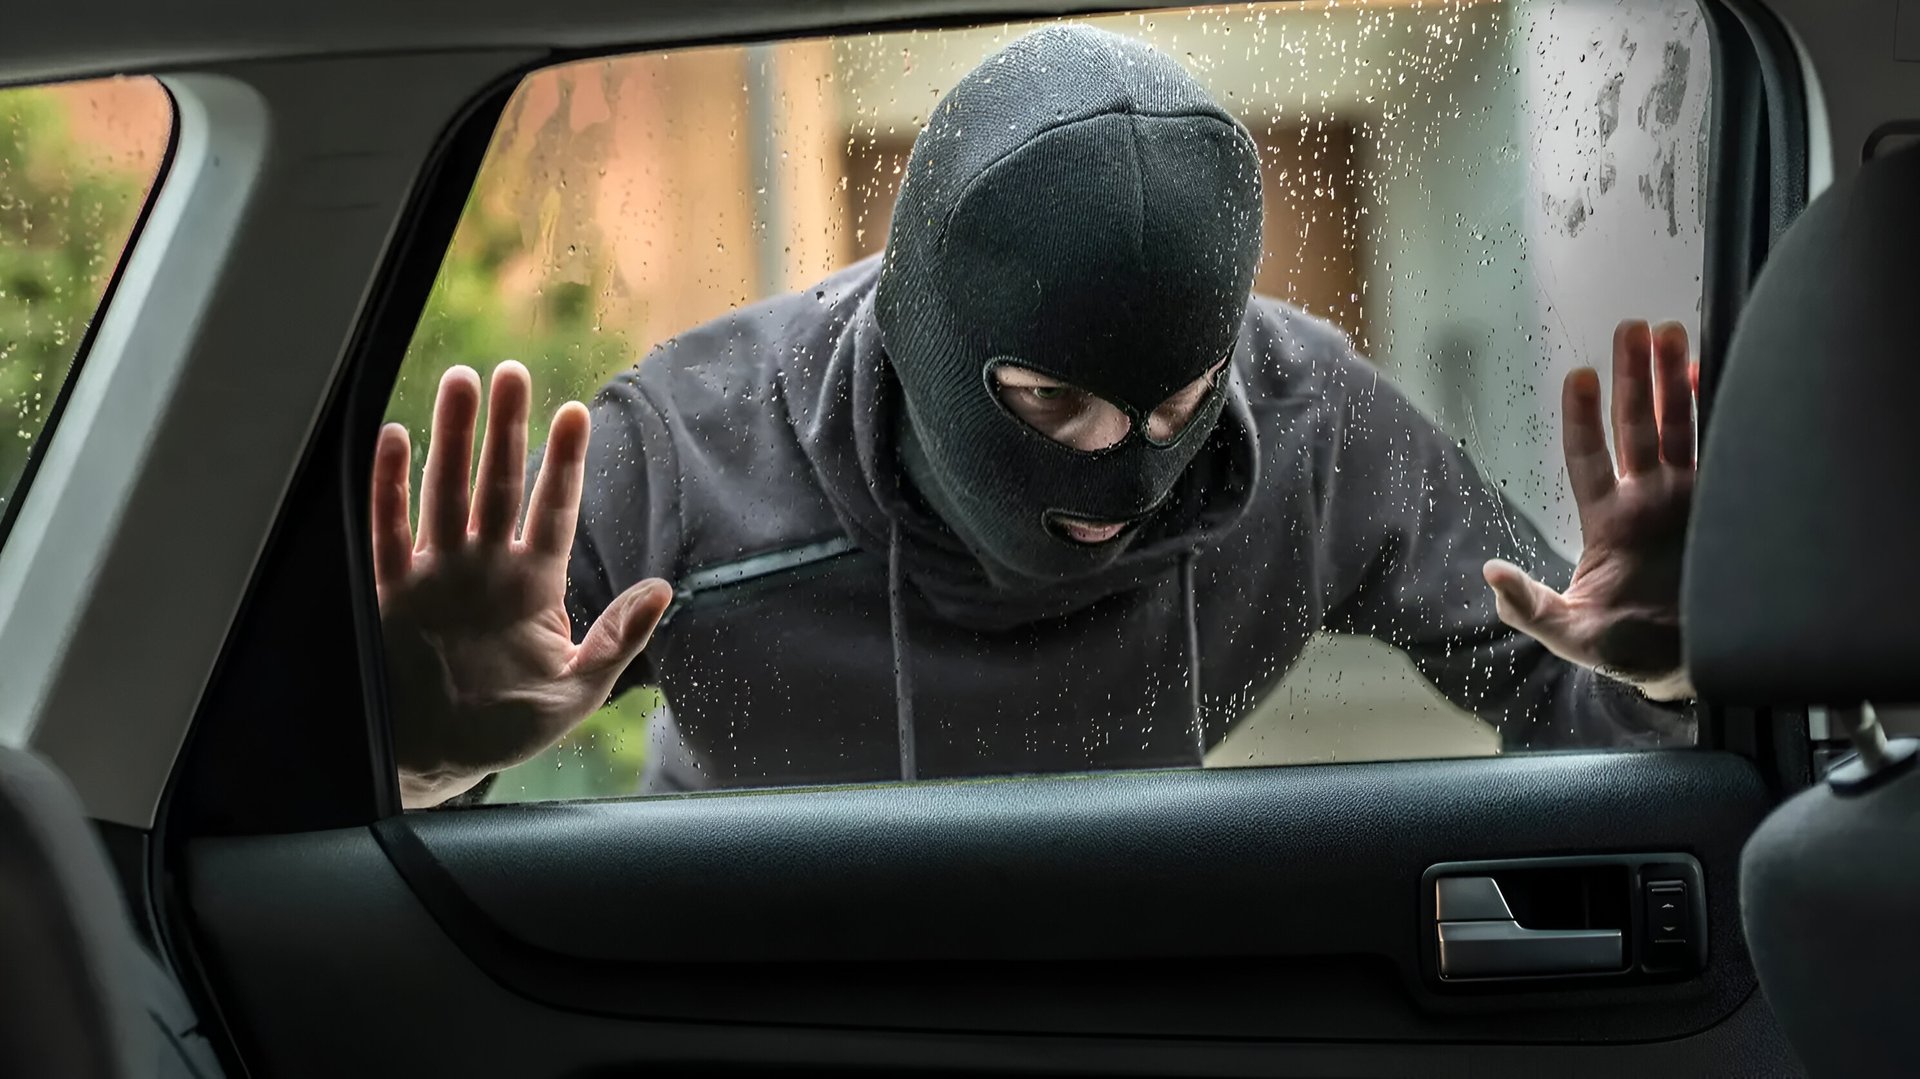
[373,25,1697,807]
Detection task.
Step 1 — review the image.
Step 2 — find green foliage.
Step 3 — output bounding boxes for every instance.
[0,88,147,510]
[485,686,665,802]
[385,185,634,463]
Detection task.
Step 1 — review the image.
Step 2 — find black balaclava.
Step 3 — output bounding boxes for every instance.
[875,24,1264,583]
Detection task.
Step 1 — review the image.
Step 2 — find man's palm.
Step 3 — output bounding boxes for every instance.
[1483,320,1696,701]
[371,363,671,807]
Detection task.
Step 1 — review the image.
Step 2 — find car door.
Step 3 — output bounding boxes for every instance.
[0,0,1835,1076]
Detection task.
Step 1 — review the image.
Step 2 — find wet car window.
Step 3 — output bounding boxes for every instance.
[0,77,172,528]
[377,0,1711,806]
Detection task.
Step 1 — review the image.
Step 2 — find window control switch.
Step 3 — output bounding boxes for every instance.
[1642,878,1698,972]
[1646,880,1688,943]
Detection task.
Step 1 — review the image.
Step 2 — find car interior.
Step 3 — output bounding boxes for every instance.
[1,0,1917,1077]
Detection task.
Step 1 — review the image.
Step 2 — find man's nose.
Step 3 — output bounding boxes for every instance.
[1065,400,1132,453]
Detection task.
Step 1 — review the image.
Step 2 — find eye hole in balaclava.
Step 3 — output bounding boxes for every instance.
[875,23,1264,582]
[988,358,1231,453]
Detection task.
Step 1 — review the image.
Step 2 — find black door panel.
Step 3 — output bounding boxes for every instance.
[185,750,1785,1074]
[182,835,1798,1079]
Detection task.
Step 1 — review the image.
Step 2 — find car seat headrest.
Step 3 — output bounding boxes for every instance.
[1685,142,1920,705]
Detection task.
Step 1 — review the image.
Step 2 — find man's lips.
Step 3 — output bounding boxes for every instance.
[1051,514,1129,545]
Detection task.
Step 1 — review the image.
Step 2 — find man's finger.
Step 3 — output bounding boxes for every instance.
[1611,319,1660,474]
[572,578,673,681]
[524,401,591,559]
[1652,322,1695,467]
[370,423,414,588]
[470,361,531,545]
[1561,367,1616,507]
[418,366,481,550]
[1482,559,1566,638]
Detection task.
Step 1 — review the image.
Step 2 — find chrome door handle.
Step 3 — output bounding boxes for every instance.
[1436,919,1624,977]
[1433,873,1624,977]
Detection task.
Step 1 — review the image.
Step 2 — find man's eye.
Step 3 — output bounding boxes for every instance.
[1027,386,1068,402]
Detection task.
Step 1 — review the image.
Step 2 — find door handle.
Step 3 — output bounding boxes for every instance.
[1433,874,1623,978]
[1436,918,1623,977]
[1425,857,1706,985]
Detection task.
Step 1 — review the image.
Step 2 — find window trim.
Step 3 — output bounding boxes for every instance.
[1694,0,1813,780]
[173,0,1804,841]
[156,68,528,839]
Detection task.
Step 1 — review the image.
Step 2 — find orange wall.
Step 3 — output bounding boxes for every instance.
[41,77,171,198]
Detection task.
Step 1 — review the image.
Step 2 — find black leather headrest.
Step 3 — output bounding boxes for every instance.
[1685,144,1920,704]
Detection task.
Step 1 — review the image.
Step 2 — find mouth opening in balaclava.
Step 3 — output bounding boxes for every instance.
[876,23,1264,583]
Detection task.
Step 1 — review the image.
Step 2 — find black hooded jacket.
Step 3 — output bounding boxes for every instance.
[557,256,1690,793]
[546,28,1691,794]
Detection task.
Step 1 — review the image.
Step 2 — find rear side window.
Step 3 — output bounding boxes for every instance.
[0,77,172,523]
[375,0,1713,807]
